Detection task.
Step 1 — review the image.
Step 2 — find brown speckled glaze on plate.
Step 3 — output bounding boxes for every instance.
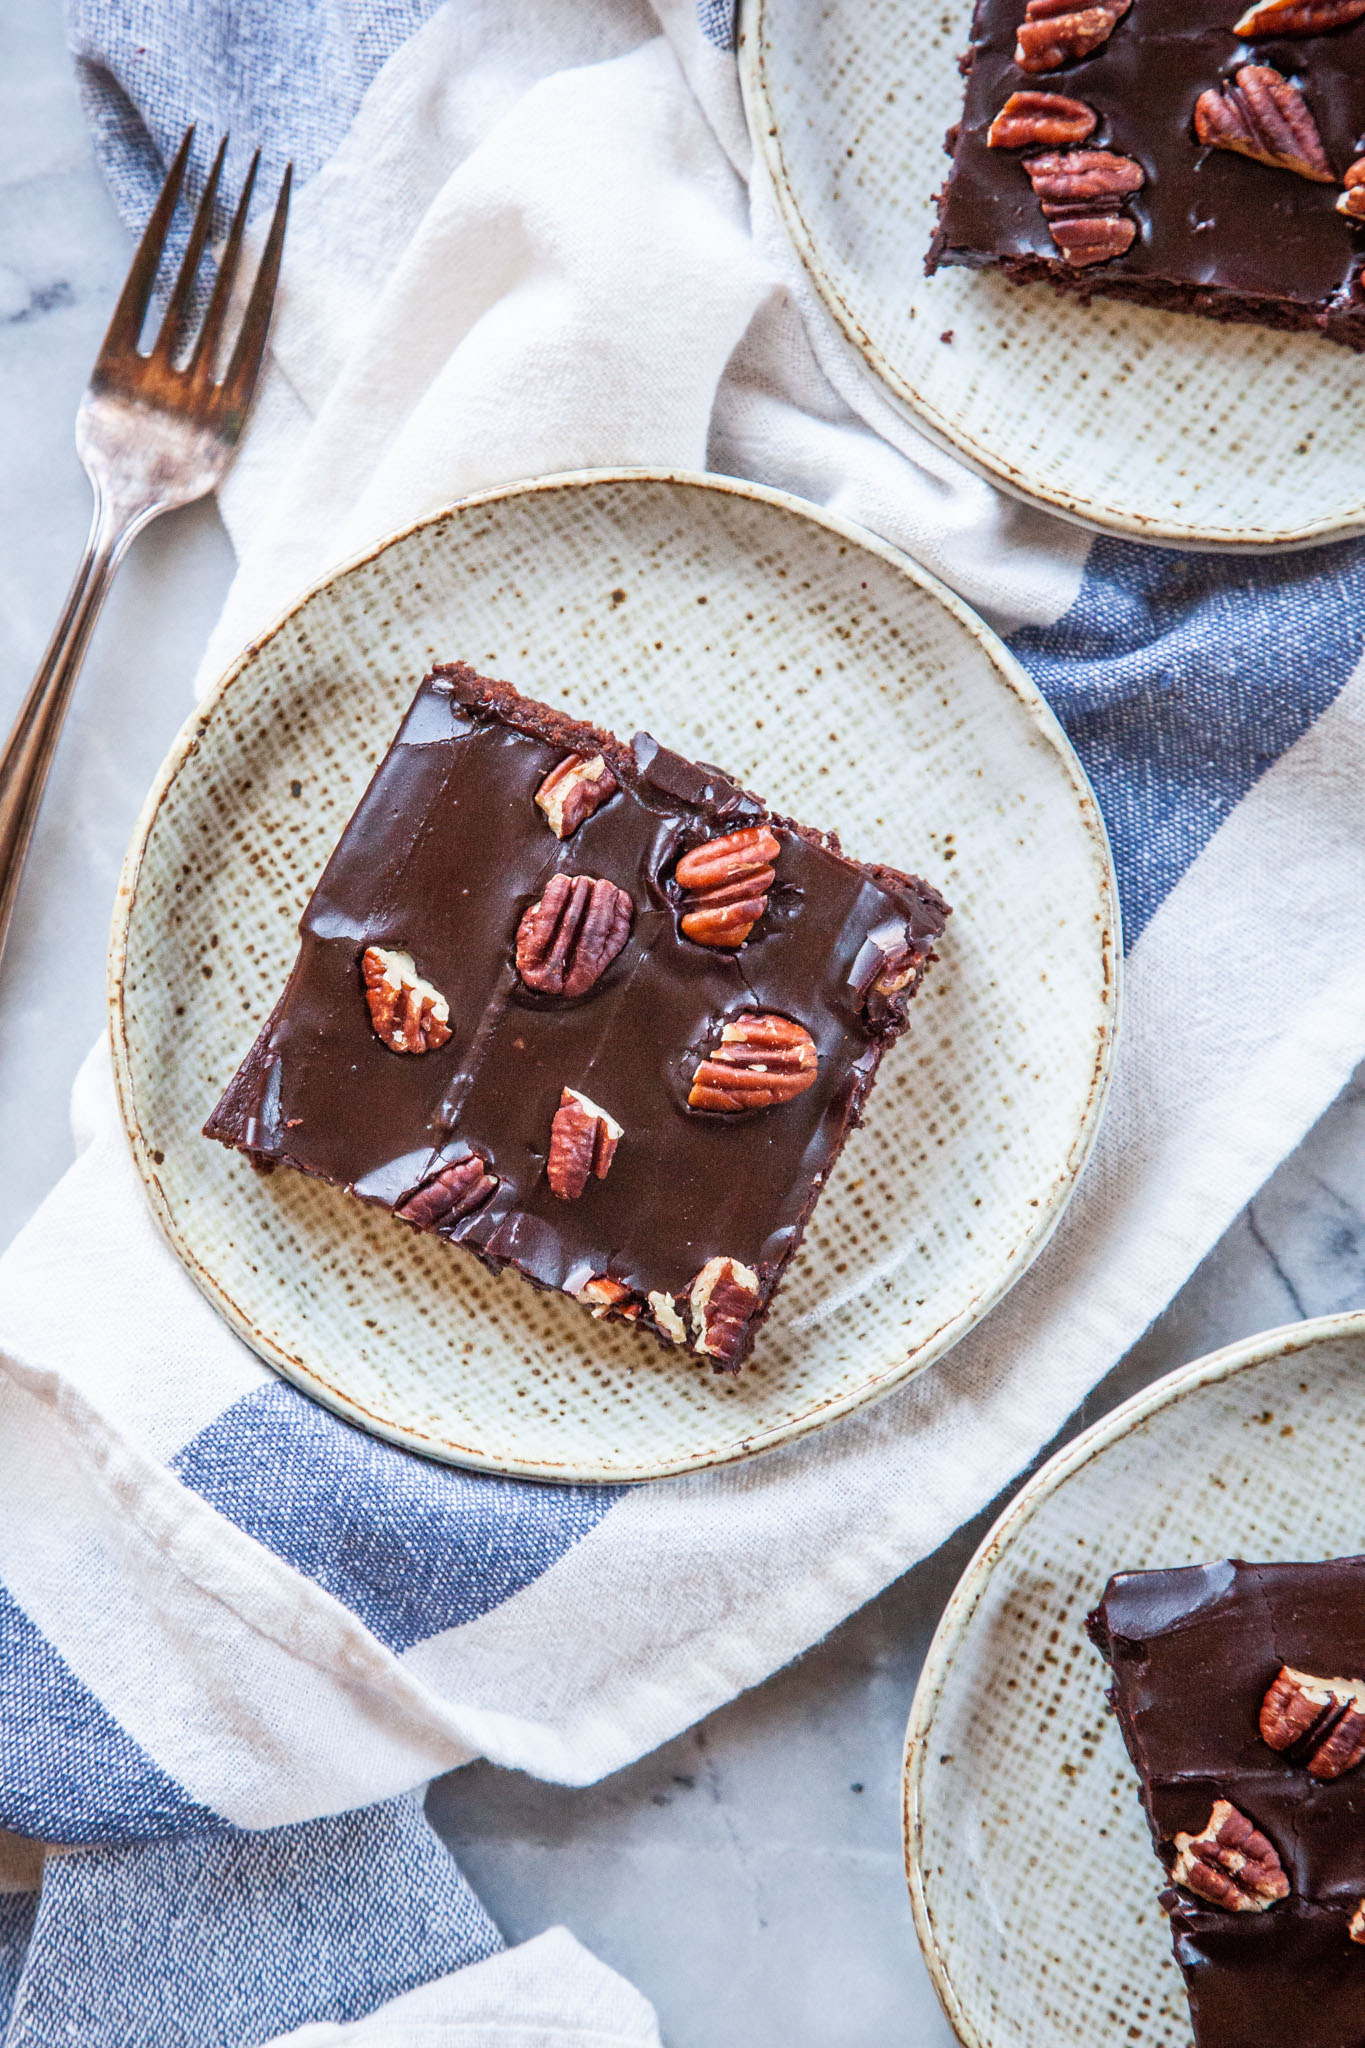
[109,469,1116,1484]
[740,0,1365,546]
[903,1309,1365,2048]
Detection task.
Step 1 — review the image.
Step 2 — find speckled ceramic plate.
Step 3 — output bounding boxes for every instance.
[109,469,1116,1484]
[740,0,1365,547]
[903,1310,1365,2047]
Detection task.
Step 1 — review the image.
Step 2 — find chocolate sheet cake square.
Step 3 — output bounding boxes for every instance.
[205,665,949,1373]
[1089,1555,1365,2047]
[929,0,1365,349]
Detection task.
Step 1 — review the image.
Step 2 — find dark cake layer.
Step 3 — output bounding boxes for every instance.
[1089,1555,1365,2047]
[929,0,1365,348]
[205,664,949,1372]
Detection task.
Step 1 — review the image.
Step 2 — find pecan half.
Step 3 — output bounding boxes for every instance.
[1235,0,1365,33]
[1351,1899,1365,1945]
[361,947,452,1053]
[1260,1665,1365,1779]
[675,826,781,949]
[1338,158,1365,218]
[576,1275,640,1320]
[516,872,633,998]
[648,1291,689,1345]
[396,1155,497,1231]
[1026,150,1144,208]
[535,752,619,839]
[1170,1801,1289,1913]
[1025,148,1142,265]
[1014,0,1131,74]
[688,1256,763,1369]
[1194,67,1333,183]
[1025,148,1143,266]
[688,1013,819,1113]
[987,91,1097,149]
[547,1087,622,1199]
[1048,214,1137,263]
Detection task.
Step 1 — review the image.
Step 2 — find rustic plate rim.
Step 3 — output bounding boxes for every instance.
[107,464,1120,1484]
[900,1306,1365,2047]
[737,0,1365,552]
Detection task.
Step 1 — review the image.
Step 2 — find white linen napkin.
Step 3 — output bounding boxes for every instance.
[266,1931,662,2048]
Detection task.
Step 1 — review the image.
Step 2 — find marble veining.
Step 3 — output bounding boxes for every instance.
[1,3,1363,2045]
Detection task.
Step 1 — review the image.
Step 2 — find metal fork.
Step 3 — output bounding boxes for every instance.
[0,127,290,975]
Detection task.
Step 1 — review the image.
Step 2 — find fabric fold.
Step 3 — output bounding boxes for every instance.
[262,1929,663,2048]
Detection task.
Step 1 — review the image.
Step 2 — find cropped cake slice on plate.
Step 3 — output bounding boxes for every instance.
[928,0,1365,348]
[1089,1555,1365,2046]
[205,664,949,1372]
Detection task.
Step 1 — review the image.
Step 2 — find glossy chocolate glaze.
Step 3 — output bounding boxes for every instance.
[205,665,949,1370]
[930,0,1365,342]
[1166,1900,1365,2048]
[1089,1557,1365,2044]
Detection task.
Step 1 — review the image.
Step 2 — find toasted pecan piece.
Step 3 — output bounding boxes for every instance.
[396,1155,497,1231]
[575,1275,640,1320]
[1260,1665,1365,1779]
[1194,66,1333,183]
[1024,148,1144,266]
[688,1256,763,1370]
[648,1291,689,1345]
[1170,1800,1290,1913]
[516,872,633,998]
[1235,0,1365,33]
[675,826,781,949]
[1339,157,1365,218]
[1025,148,1144,209]
[1014,0,1131,74]
[1047,214,1137,263]
[987,91,1098,149]
[688,1013,818,1113]
[361,946,452,1054]
[547,1087,622,1200]
[535,752,619,839]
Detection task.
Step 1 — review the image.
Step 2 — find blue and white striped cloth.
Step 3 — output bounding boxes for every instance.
[2,0,1363,2037]
[2,1797,500,2046]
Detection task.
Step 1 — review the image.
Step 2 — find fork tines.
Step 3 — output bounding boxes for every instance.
[95,126,291,438]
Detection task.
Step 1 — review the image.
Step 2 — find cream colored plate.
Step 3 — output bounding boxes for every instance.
[109,470,1116,1484]
[904,1310,1365,2047]
[741,0,1365,547]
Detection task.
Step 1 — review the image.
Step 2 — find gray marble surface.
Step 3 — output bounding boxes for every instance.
[2,5,1363,2044]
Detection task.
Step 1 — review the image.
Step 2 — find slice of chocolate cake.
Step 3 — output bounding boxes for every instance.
[1089,1556,1365,2047]
[204,664,949,1373]
[929,0,1365,349]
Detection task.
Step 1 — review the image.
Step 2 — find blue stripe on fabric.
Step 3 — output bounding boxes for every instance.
[697,0,737,49]
[0,1584,225,1844]
[1008,536,1365,945]
[0,1890,38,2039]
[173,1381,622,1655]
[4,1792,499,2048]
[69,0,445,218]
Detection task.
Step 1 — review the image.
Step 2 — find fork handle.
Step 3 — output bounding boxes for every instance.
[0,492,135,974]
